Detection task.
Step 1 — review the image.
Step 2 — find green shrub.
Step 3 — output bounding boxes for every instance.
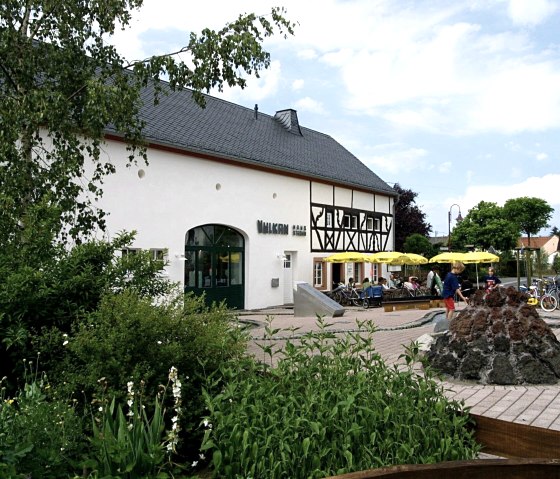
[0,366,85,479]
[51,289,246,456]
[200,317,480,478]
[0,231,172,388]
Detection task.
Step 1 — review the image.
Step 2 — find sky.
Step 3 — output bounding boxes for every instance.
[110,0,560,239]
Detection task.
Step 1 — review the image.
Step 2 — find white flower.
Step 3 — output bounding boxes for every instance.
[203,418,212,429]
[191,461,198,467]
[199,453,205,460]
[98,406,103,412]
[63,340,69,346]
[157,340,162,345]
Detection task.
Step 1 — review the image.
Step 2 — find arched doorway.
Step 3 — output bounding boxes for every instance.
[184,224,245,310]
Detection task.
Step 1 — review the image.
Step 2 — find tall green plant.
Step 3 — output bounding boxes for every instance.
[85,368,185,478]
[201,317,480,478]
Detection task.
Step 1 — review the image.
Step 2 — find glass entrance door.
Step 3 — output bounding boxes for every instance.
[184,225,244,310]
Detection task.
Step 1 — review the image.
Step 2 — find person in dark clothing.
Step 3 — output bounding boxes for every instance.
[442,261,468,320]
[482,267,501,290]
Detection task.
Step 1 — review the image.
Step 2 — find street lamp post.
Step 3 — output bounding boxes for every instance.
[448,204,463,251]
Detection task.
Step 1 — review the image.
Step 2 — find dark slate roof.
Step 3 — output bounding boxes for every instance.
[109,84,396,196]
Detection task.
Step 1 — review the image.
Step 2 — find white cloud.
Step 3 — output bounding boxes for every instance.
[292,79,305,91]
[535,152,548,161]
[217,60,282,103]
[297,49,318,60]
[467,61,560,134]
[294,96,325,114]
[457,173,560,214]
[365,147,428,175]
[507,0,557,26]
[438,161,452,173]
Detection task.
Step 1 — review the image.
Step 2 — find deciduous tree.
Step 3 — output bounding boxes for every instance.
[451,201,519,252]
[503,197,554,247]
[393,183,432,252]
[0,1,295,252]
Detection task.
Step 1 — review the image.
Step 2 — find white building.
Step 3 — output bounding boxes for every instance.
[97,86,397,310]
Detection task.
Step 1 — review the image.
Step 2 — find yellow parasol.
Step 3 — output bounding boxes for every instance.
[323,251,376,263]
[401,253,429,265]
[428,252,468,263]
[461,252,500,264]
[368,251,408,264]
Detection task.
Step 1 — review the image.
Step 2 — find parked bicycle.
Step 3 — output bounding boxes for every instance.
[520,278,558,312]
[327,282,361,306]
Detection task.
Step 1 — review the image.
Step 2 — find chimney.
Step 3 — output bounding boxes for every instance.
[274,109,302,136]
[254,104,258,120]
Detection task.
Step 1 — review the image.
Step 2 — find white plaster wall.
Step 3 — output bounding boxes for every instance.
[334,186,352,208]
[311,183,333,204]
[353,190,374,211]
[94,142,312,309]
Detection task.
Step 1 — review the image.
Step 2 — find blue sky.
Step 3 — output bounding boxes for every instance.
[111,0,560,238]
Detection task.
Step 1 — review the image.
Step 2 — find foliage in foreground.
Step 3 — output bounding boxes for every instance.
[0,232,172,388]
[0,365,191,478]
[200,317,480,478]
[45,289,247,460]
[0,367,84,479]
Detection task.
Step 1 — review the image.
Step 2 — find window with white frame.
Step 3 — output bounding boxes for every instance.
[150,248,167,261]
[366,217,374,230]
[313,261,323,287]
[326,211,333,228]
[374,218,381,231]
[121,248,141,257]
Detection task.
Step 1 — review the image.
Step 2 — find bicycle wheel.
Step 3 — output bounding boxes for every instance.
[350,290,361,307]
[333,291,343,305]
[540,294,558,312]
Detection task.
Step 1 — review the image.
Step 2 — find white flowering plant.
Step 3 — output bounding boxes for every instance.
[87,367,186,478]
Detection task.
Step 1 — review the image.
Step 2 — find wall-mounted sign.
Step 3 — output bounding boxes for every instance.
[257,220,307,236]
[257,220,289,235]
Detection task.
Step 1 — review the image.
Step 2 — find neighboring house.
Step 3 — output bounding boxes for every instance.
[518,236,560,264]
[95,84,397,309]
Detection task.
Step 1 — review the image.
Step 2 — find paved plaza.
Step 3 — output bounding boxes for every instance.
[239,303,560,432]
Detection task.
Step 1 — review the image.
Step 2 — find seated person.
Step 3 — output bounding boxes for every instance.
[347,277,356,289]
[387,273,397,288]
[378,277,390,290]
[408,276,420,289]
[358,277,371,299]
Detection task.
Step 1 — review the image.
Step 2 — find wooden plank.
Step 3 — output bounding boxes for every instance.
[323,459,560,479]
[471,414,560,459]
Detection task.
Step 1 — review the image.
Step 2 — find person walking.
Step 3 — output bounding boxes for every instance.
[442,261,468,320]
[426,266,442,296]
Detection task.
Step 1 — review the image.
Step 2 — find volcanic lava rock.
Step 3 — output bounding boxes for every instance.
[427,286,560,384]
